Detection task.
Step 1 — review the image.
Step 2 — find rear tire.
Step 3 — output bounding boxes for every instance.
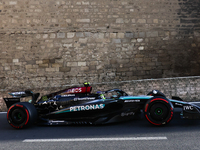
[7,102,37,129]
[144,97,173,126]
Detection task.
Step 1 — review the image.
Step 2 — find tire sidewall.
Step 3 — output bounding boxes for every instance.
[144,97,173,126]
[7,102,37,129]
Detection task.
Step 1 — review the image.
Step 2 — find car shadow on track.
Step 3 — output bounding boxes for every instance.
[1,110,200,141]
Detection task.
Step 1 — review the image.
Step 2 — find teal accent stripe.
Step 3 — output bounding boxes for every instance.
[55,109,71,114]
[168,99,187,104]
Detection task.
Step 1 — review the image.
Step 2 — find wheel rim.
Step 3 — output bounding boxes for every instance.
[11,109,27,125]
[155,108,163,115]
[14,112,22,120]
[149,103,168,121]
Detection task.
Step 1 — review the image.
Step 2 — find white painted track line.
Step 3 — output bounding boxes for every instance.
[23,137,167,142]
[0,112,7,114]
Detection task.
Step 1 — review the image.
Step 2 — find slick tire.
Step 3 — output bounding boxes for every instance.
[7,102,37,129]
[144,97,173,126]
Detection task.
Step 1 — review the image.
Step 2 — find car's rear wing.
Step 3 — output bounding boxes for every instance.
[8,91,33,98]
[4,90,40,109]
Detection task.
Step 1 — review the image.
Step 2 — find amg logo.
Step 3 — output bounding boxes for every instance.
[183,105,193,110]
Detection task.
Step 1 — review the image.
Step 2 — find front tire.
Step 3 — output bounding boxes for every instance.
[7,102,37,129]
[144,97,173,126]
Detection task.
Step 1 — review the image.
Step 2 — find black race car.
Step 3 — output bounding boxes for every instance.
[3,82,200,129]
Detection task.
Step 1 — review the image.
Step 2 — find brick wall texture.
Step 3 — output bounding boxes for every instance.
[0,0,200,110]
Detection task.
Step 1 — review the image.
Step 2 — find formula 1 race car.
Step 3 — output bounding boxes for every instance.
[3,82,200,129]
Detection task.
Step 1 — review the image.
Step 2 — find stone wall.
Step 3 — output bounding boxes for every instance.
[0,0,200,110]
[1,76,200,111]
[0,0,200,90]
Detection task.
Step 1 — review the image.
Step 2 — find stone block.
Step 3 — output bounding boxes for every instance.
[110,33,117,38]
[137,38,143,42]
[134,58,143,63]
[76,19,90,23]
[55,59,64,63]
[76,32,84,37]
[16,46,24,50]
[82,1,90,5]
[116,18,124,23]
[89,61,98,65]
[66,19,71,23]
[125,32,134,38]
[85,32,92,37]
[13,59,19,63]
[62,39,73,43]
[39,64,49,68]
[79,38,88,43]
[57,33,65,38]
[98,33,104,39]
[52,63,62,68]
[153,19,159,24]
[139,32,145,37]
[110,59,118,64]
[63,44,73,48]
[67,62,78,66]
[117,33,124,38]
[46,68,59,72]
[78,62,86,66]
[43,34,48,39]
[137,19,146,24]
[50,33,56,38]
[112,39,121,43]
[146,31,158,37]
[60,67,71,72]
[36,34,41,39]
[67,33,75,38]
[9,1,17,5]
[81,66,89,71]
[131,39,137,43]
[25,65,32,69]
[131,19,136,23]
[43,59,49,64]
[27,69,37,73]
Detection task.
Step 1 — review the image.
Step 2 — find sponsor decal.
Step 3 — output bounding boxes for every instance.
[183,105,193,110]
[49,120,65,123]
[124,100,140,103]
[61,94,75,97]
[64,88,82,94]
[121,112,135,117]
[4,98,19,101]
[74,97,96,101]
[175,103,183,106]
[70,104,105,112]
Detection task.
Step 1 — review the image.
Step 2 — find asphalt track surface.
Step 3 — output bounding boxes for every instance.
[1,109,200,150]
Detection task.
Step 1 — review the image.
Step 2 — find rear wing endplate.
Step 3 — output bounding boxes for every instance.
[4,98,20,109]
